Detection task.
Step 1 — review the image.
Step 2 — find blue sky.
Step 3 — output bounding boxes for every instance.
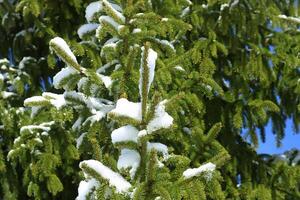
[257,119,300,154]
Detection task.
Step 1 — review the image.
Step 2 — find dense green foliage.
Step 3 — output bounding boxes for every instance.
[0,0,90,199]
[0,0,299,199]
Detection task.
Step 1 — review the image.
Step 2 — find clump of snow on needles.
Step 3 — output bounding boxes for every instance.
[147,100,173,133]
[183,162,216,179]
[111,125,139,144]
[80,160,131,193]
[76,178,99,200]
[77,23,99,39]
[139,47,157,99]
[85,1,102,22]
[117,149,141,179]
[109,98,142,121]
[50,37,78,64]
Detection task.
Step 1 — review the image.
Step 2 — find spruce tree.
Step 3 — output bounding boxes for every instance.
[0,58,33,199]
[1,0,300,199]
[0,0,91,199]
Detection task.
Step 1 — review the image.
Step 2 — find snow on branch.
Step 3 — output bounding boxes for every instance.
[147,100,173,133]
[24,96,49,107]
[99,15,120,30]
[278,14,300,24]
[147,142,169,160]
[109,98,142,122]
[96,59,119,73]
[1,91,16,99]
[49,37,81,71]
[102,0,125,24]
[85,1,103,22]
[77,23,99,39]
[42,92,66,109]
[20,121,55,134]
[76,178,99,200]
[111,125,139,144]
[97,74,112,88]
[183,162,216,179]
[85,0,122,22]
[79,160,132,193]
[117,149,141,179]
[25,93,67,109]
[139,46,157,101]
[53,67,78,89]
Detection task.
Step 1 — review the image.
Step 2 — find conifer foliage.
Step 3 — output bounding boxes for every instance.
[18,0,229,198]
[1,0,300,199]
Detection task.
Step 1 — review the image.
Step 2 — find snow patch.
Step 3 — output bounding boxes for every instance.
[20,121,54,134]
[117,149,141,179]
[50,37,78,64]
[76,178,99,200]
[72,117,84,131]
[24,96,48,106]
[147,142,169,159]
[137,129,147,139]
[83,109,111,126]
[77,24,99,39]
[104,37,119,46]
[85,1,102,22]
[181,7,190,18]
[109,98,142,121]
[139,47,157,100]
[43,92,66,109]
[98,74,113,88]
[53,67,78,89]
[103,0,125,23]
[174,65,185,71]
[97,60,118,73]
[76,132,87,149]
[147,100,173,133]
[132,28,141,33]
[278,14,300,23]
[1,91,16,99]
[99,16,119,30]
[153,38,175,52]
[111,125,139,144]
[183,162,216,179]
[183,127,192,135]
[80,160,131,193]
[220,3,229,11]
